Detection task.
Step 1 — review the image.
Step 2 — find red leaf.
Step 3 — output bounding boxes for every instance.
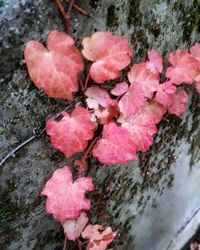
[145,101,167,124]
[41,166,94,223]
[82,32,133,83]
[46,107,96,158]
[118,83,146,119]
[155,81,177,107]
[190,43,200,61]
[168,89,189,116]
[166,50,199,85]
[24,30,83,100]
[111,82,129,96]
[122,113,157,152]
[86,87,112,109]
[63,212,89,241]
[127,62,159,98]
[82,224,117,250]
[93,122,137,164]
[147,49,163,73]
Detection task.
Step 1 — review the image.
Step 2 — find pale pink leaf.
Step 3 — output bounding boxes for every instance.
[82,32,133,83]
[63,212,89,241]
[86,87,112,108]
[166,50,199,85]
[190,43,200,61]
[46,107,96,158]
[168,89,189,116]
[122,113,157,152]
[147,49,163,73]
[127,62,159,98]
[24,30,83,100]
[111,82,129,96]
[93,122,137,164]
[118,83,146,119]
[82,224,117,250]
[145,101,167,124]
[155,81,177,107]
[41,166,94,223]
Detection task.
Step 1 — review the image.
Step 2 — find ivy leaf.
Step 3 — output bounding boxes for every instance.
[41,166,94,223]
[46,107,96,158]
[155,81,177,107]
[82,224,117,250]
[147,49,163,73]
[127,62,159,98]
[168,89,189,116]
[166,50,199,85]
[118,83,146,119]
[24,30,83,100]
[190,43,200,61]
[86,87,112,109]
[111,82,129,96]
[93,122,137,164]
[122,113,157,152]
[82,31,133,83]
[145,101,167,124]
[63,212,89,241]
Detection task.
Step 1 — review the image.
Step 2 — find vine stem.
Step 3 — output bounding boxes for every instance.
[63,236,67,250]
[65,0,89,16]
[0,104,72,168]
[77,238,82,250]
[66,0,75,34]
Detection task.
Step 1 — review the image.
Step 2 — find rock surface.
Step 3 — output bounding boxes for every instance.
[0,0,200,250]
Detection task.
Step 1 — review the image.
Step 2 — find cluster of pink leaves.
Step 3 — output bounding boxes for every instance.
[24,30,200,249]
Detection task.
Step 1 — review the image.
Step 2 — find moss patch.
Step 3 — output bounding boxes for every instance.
[107,5,118,28]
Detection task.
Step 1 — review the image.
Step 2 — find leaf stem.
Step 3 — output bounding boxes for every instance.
[54,0,66,19]
[65,0,75,34]
[63,236,67,250]
[77,238,82,250]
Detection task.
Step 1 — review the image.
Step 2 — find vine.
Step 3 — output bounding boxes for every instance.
[12,1,200,249]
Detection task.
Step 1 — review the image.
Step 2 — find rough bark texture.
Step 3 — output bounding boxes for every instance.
[0,0,200,250]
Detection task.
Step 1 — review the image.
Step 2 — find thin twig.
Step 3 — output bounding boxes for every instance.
[0,104,72,168]
[65,0,89,16]
[54,0,66,19]
[65,0,75,34]
[84,65,91,90]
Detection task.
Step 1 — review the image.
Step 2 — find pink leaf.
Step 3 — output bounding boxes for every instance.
[166,50,199,85]
[122,113,157,152]
[111,82,129,96]
[46,107,96,158]
[24,30,83,100]
[168,89,189,116]
[127,62,159,98]
[41,166,94,223]
[82,224,117,250]
[93,122,137,164]
[118,83,146,119]
[63,212,89,241]
[155,81,177,106]
[86,87,112,108]
[147,49,163,73]
[145,101,167,124]
[82,32,133,83]
[190,43,200,61]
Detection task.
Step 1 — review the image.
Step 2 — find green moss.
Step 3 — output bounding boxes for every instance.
[107,5,118,28]
[19,203,30,215]
[182,0,200,42]
[0,203,13,220]
[127,0,142,26]
[145,22,161,38]
[131,29,149,57]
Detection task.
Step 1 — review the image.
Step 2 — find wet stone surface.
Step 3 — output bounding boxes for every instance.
[0,0,200,250]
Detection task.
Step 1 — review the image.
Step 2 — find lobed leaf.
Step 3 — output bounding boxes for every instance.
[155,81,177,107]
[46,107,96,158]
[93,122,137,164]
[166,50,199,85]
[24,30,83,100]
[82,31,133,83]
[111,82,129,96]
[82,224,117,250]
[41,166,94,223]
[168,89,189,116]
